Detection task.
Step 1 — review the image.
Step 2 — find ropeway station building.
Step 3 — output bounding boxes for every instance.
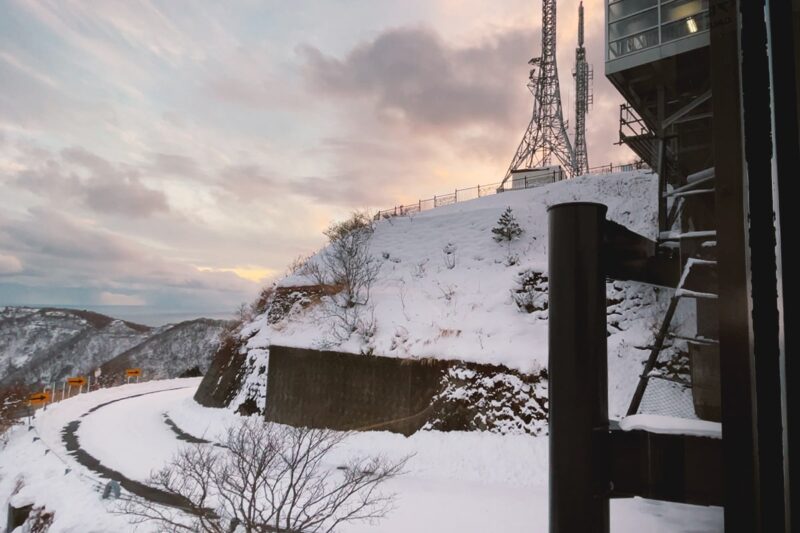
[546,1,796,532]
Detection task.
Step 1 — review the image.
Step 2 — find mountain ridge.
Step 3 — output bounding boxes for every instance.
[0,306,230,387]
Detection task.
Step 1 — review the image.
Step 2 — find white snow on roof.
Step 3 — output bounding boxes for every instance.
[619,414,722,439]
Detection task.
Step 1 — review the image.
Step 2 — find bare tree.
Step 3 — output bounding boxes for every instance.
[119,419,406,533]
[323,224,380,310]
[295,212,380,342]
[306,213,381,343]
[1,384,27,440]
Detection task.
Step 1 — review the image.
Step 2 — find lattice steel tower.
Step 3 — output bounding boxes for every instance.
[572,1,592,176]
[502,0,591,185]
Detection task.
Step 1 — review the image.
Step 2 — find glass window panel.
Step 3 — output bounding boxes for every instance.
[661,11,710,42]
[661,0,709,24]
[608,0,658,23]
[608,28,659,59]
[609,9,658,40]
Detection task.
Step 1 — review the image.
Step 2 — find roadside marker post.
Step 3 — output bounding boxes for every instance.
[66,376,87,396]
[125,368,142,384]
[28,392,51,413]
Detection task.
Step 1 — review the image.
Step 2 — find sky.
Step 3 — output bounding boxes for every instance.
[0,0,634,320]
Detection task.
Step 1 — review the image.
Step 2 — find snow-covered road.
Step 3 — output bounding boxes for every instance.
[1,379,724,532]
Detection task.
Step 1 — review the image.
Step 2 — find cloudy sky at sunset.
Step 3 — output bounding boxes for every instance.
[0,0,634,322]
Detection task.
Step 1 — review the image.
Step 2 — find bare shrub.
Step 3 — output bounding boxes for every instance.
[323,211,373,243]
[504,252,520,267]
[314,214,380,343]
[287,254,311,275]
[120,419,406,533]
[216,303,252,350]
[251,286,276,316]
[1,384,27,438]
[299,258,328,286]
[412,259,428,279]
[437,284,456,303]
[442,243,456,270]
[511,269,548,314]
[26,506,55,533]
[323,227,379,309]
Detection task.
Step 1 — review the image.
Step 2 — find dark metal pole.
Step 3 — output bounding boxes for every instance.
[548,202,609,533]
[738,0,787,529]
[709,1,761,530]
[765,0,799,525]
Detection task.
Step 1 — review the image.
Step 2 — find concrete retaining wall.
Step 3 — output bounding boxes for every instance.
[265,346,448,436]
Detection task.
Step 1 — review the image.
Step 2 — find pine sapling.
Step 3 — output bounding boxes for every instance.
[492,207,523,243]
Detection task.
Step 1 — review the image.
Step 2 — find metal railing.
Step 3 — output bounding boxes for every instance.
[619,103,653,140]
[375,161,650,220]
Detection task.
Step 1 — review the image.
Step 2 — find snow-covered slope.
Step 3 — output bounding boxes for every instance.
[202,171,685,420]
[0,308,228,387]
[272,171,658,370]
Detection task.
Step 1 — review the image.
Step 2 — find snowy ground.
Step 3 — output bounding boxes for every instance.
[1,380,723,532]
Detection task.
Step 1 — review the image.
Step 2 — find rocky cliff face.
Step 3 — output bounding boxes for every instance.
[0,307,228,387]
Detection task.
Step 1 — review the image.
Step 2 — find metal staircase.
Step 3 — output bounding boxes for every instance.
[626,167,719,419]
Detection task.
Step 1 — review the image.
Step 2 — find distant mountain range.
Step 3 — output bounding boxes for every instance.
[0,306,230,388]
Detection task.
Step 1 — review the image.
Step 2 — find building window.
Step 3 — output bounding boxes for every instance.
[608,9,659,41]
[608,0,658,23]
[607,0,710,59]
[661,11,710,42]
[609,28,660,59]
[660,0,708,24]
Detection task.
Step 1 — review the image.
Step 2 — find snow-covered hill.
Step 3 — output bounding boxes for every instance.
[97,318,227,386]
[0,307,229,387]
[201,171,690,421]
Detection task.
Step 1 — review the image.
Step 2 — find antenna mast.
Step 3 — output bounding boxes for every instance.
[502,0,574,186]
[572,1,592,176]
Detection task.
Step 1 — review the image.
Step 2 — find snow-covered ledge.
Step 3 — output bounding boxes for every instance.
[617,414,722,439]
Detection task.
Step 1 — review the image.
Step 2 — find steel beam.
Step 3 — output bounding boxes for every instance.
[663,89,712,129]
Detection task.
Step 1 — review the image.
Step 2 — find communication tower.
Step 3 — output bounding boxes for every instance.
[502,1,592,185]
[572,1,592,176]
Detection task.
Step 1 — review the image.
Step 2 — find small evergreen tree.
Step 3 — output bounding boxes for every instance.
[492,207,523,242]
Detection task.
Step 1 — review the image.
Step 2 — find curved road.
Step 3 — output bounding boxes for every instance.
[60,387,208,512]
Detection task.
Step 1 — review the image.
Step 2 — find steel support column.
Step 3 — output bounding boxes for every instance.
[765,0,799,526]
[738,0,786,529]
[548,202,609,533]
